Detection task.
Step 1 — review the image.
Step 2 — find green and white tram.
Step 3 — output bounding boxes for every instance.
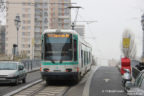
[40,29,92,83]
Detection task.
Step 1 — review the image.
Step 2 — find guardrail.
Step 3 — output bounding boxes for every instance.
[21,60,41,72]
[132,67,141,79]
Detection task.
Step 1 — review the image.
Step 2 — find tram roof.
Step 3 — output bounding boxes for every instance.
[43,29,92,48]
[43,29,78,35]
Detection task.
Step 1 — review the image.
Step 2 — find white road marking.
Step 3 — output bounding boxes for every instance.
[104,78,110,83]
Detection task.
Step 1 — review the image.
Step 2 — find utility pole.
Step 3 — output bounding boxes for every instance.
[141,13,144,62]
[14,15,21,56]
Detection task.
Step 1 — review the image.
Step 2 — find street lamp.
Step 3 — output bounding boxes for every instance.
[14,15,21,56]
[141,14,144,61]
[141,14,144,31]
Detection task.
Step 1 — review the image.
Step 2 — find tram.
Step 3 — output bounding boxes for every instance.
[40,29,92,83]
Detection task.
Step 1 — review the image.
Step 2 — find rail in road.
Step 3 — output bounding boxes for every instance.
[1,66,126,96]
[1,65,95,96]
[4,66,96,96]
[13,81,69,96]
[8,66,96,96]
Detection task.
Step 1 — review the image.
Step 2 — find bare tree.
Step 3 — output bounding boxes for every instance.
[0,0,5,12]
[0,0,6,23]
[121,29,137,60]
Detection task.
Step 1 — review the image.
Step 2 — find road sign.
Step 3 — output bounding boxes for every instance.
[123,38,130,48]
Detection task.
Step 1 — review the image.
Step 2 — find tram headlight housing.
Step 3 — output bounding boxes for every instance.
[66,68,72,72]
[43,68,50,72]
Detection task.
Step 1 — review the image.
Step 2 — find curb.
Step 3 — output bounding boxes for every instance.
[4,79,42,96]
[82,66,100,96]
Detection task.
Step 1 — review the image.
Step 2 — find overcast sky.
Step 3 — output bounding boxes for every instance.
[72,0,144,65]
[0,0,144,65]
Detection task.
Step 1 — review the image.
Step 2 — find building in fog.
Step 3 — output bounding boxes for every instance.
[6,0,71,59]
[0,22,5,54]
[74,25,85,38]
[108,59,117,67]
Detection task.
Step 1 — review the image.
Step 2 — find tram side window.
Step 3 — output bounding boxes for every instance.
[74,40,77,61]
[89,52,91,64]
[87,52,89,64]
[81,50,83,67]
[86,51,87,65]
[84,51,86,65]
[41,40,44,60]
[88,52,90,64]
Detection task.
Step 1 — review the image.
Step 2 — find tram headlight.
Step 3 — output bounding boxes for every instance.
[77,67,79,72]
[66,68,72,72]
[43,68,50,72]
[40,67,42,72]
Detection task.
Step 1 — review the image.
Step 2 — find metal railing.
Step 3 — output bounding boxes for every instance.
[132,67,140,79]
[21,59,41,72]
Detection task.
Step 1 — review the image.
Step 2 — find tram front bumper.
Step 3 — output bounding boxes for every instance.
[41,72,78,80]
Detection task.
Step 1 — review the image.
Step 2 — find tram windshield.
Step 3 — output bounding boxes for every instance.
[44,33,73,61]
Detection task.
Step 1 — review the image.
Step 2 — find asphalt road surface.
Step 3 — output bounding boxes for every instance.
[0,67,128,96]
[89,66,127,96]
[65,70,91,96]
[0,71,41,95]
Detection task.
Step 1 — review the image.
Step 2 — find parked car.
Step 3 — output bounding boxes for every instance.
[125,71,144,96]
[0,61,27,85]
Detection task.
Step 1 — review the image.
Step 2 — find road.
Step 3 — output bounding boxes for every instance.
[89,67,127,96]
[0,71,41,96]
[65,66,127,96]
[64,70,91,96]
[0,67,128,96]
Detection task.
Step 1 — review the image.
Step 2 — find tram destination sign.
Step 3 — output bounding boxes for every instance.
[47,34,70,38]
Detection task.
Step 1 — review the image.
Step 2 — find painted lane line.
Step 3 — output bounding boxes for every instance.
[82,66,100,96]
[4,79,42,96]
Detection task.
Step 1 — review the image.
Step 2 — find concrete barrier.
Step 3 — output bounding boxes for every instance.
[132,67,140,79]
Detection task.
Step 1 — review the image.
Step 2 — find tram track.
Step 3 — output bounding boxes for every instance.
[12,81,70,96]
[2,69,92,96]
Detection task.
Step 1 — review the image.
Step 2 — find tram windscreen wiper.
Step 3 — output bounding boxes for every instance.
[51,60,55,64]
[60,60,63,63]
